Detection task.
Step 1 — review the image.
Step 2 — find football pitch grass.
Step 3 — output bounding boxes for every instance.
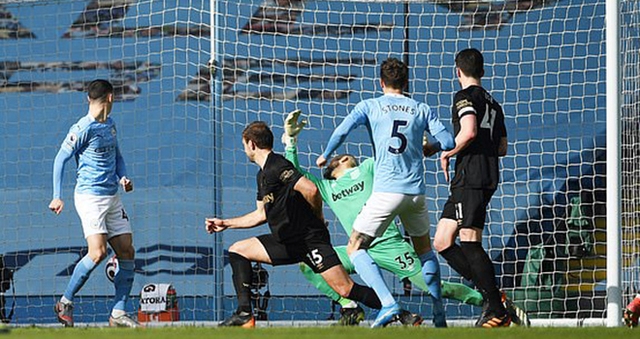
[1,326,634,339]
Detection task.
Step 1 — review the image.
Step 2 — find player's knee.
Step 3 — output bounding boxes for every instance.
[334,282,353,298]
[88,248,108,263]
[228,242,247,256]
[432,237,449,253]
[115,246,135,260]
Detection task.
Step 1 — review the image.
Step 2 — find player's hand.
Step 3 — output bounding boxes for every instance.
[49,198,64,215]
[316,155,327,167]
[440,152,451,182]
[284,109,307,137]
[205,217,228,233]
[120,177,133,192]
[423,135,439,158]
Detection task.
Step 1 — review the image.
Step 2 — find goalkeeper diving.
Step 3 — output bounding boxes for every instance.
[282,110,530,327]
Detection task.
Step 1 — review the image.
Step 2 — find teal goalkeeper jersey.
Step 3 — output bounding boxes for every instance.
[285,144,406,246]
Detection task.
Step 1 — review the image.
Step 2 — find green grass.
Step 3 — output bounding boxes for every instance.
[1,327,635,339]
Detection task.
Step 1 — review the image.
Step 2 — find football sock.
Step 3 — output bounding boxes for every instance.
[346,282,381,310]
[112,259,135,311]
[229,252,253,314]
[63,255,98,301]
[460,241,505,316]
[299,263,343,303]
[349,250,395,307]
[439,244,474,281]
[419,251,445,323]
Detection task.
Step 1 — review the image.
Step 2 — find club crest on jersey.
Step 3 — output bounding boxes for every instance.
[279,169,295,183]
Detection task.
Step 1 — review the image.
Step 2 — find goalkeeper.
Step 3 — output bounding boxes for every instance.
[282,110,529,327]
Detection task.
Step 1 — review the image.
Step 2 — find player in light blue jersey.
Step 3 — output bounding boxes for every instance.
[317,58,455,327]
[48,80,139,328]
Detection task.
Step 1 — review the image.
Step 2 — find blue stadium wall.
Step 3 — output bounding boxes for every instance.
[0,0,606,323]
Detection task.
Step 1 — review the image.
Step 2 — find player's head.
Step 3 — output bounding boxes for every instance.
[87,79,114,103]
[455,48,485,80]
[323,154,358,180]
[87,79,114,114]
[380,57,408,91]
[242,121,274,162]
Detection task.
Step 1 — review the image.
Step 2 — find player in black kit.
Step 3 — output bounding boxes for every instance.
[205,121,382,327]
[431,48,511,328]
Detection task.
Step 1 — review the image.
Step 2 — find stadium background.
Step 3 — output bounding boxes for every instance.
[0,0,610,324]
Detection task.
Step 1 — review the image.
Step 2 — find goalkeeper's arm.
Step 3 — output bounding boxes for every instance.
[282,110,321,184]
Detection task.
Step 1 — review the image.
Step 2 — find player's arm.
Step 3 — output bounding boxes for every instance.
[440,114,476,182]
[49,146,74,214]
[316,104,367,166]
[495,109,508,157]
[293,176,324,221]
[50,127,86,214]
[205,200,267,233]
[282,110,324,186]
[423,103,455,153]
[115,145,133,192]
[497,136,508,157]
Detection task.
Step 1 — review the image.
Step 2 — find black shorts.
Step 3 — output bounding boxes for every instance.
[257,227,341,274]
[440,187,495,229]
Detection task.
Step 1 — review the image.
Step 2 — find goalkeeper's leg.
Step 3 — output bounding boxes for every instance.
[407,275,483,307]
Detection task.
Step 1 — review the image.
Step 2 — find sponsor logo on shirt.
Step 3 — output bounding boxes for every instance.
[279,169,295,183]
[331,181,365,201]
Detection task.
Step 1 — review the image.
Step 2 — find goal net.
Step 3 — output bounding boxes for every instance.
[0,0,630,326]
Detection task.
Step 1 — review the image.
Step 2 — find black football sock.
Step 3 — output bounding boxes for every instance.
[229,252,253,314]
[439,244,474,281]
[347,283,382,310]
[460,241,505,316]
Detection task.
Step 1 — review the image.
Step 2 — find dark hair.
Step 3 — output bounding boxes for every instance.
[455,48,485,79]
[323,154,357,180]
[242,121,274,149]
[380,57,408,90]
[87,79,114,102]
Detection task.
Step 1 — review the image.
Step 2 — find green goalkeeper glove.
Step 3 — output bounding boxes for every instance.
[284,109,307,137]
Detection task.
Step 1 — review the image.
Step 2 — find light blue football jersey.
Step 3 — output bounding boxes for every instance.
[322,93,451,195]
[52,114,127,199]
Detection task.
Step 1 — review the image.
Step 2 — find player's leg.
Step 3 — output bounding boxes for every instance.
[219,235,274,328]
[299,231,381,312]
[398,195,446,327]
[299,246,364,326]
[55,194,110,327]
[347,193,402,327]
[318,264,382,311]
[458,189,509,327]
[299,246,354,306]
[433,189,474,281]
[108,236,138,327]
[366,241,423,326]
[105,195,139,327]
